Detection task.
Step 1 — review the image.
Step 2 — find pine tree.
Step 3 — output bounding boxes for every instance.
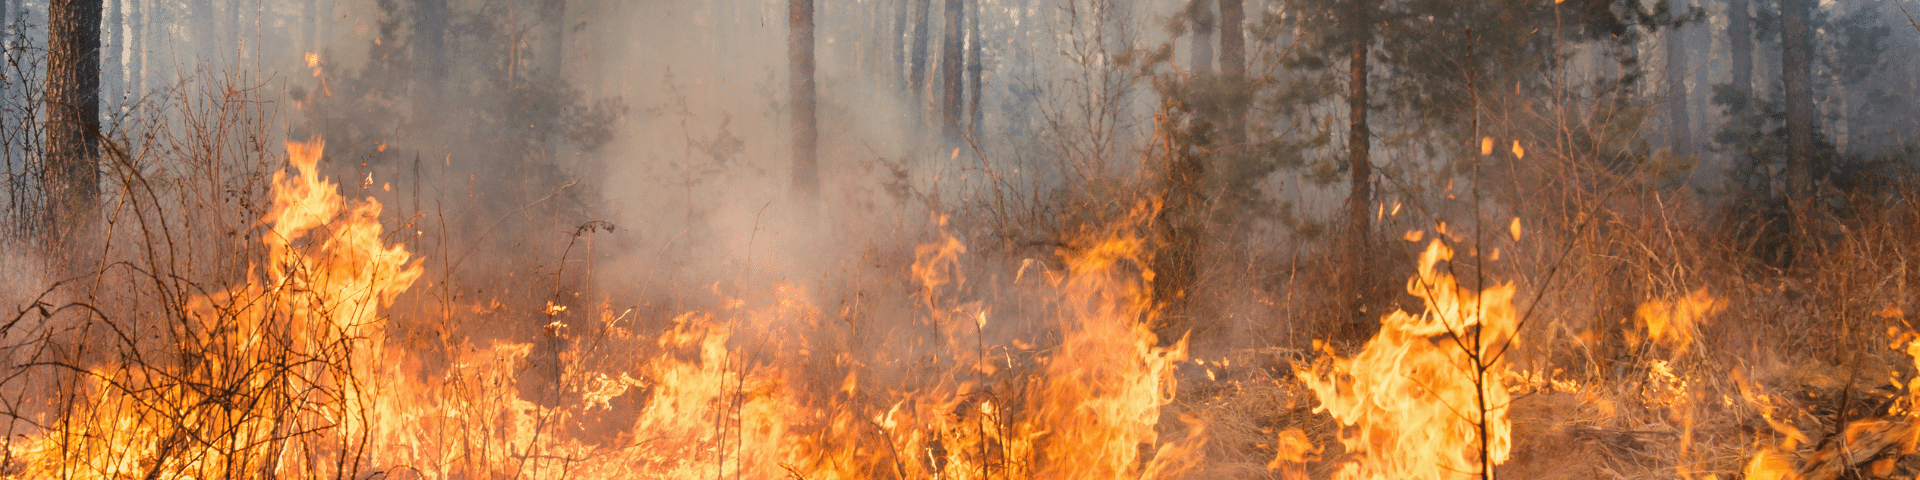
[45,0,104,251]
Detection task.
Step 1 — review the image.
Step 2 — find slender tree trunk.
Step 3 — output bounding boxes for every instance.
[1727,0,1751,97]
[121,0,134,96]
[102,0,116,105]
[908,0,931,98]
[1665,1,1691,157]
[790,0,819,201]
[1344,1,1374,334]
[416,0,449,112]
[1189,0,1213,74]
[1,0,8,161]
[940,0,963,141]
[967,0,982,135]
[139,0,151,94]
[1348,37,1371,242]
[1781,0,1814,200]
[46,0,103,252]
[1218,0,1244,144]
[893,0,909,87]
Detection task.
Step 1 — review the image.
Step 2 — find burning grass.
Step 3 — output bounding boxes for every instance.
[8,131,1920,479]
[5,70,1920,480]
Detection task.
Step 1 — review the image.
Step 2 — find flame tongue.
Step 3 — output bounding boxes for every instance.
[1297,239,1516,480]
[10,138,423,478]
[11,139,1208,479]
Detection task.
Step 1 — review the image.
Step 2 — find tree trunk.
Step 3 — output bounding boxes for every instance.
[790,0,819,201]
[140,0,150,93]
[1665,1,1691,157]
[892,0,908,86]
[1189,0,1213,74]
[908,0,931,98]
[1781,0,1814,201]
[967,0,982,135]
[1218,0,1244,144]
[416,0,448,80]
[1347,36,1371,249]
[415,0,449,115]
[46,0,103,251]
[939,0,963,141]
[1727,0,1751,97]
[1344,2,1374,334]
[121,0,135,95]
[103,0,117,105]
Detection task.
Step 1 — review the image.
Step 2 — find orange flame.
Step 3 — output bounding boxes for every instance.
[11,138,422,478]
[1297,239,1516,480]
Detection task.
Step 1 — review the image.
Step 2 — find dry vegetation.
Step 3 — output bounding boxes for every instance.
[1,14,1920,480]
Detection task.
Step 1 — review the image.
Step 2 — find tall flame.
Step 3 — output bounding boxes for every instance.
[1296,239,1517,480]
[7,138,1208,479]
[10,138,422,478]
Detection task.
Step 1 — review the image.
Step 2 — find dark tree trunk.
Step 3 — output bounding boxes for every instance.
[1347,36,1371,246]
[1727,0,1751,97]
[103,0,117,105]
[791,0,819,201]
[416,0,449,80]
[967,0,982,135]
[1189,0,1213,74]
[908,0,931,97]
[1344,1,1374,334]
[1219,0,1243,77]
[1218,0,1244,144]
[939,0,963,141]
[1781,0,1814,200]
[1665,1,1691,157]
[414,0,449,116]
[893,0,908,86]
[46,0,103,250]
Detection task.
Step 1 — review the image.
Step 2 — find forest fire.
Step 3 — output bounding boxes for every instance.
[1294,239,1515,480]
[3,0,1920,478]
[11,136,1920,478]
[3,140,1203,478]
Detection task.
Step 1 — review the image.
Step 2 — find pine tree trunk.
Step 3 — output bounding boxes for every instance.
[1218,0,1244,144]
[46,0,103,251]
[892,0,908,86]
[1348,36,1371,249]
[967,0,982,135]
[1189,0,1213,74]
[940,0,964,141]
[1727,0,1751,96]
[1344,2,1374,334]
[790,0,819,201]
[1781,0,1814,201]
[1665,2,1691,157]
[908,0,931,98]
[416,0,448,80]
[103,0,118,106]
